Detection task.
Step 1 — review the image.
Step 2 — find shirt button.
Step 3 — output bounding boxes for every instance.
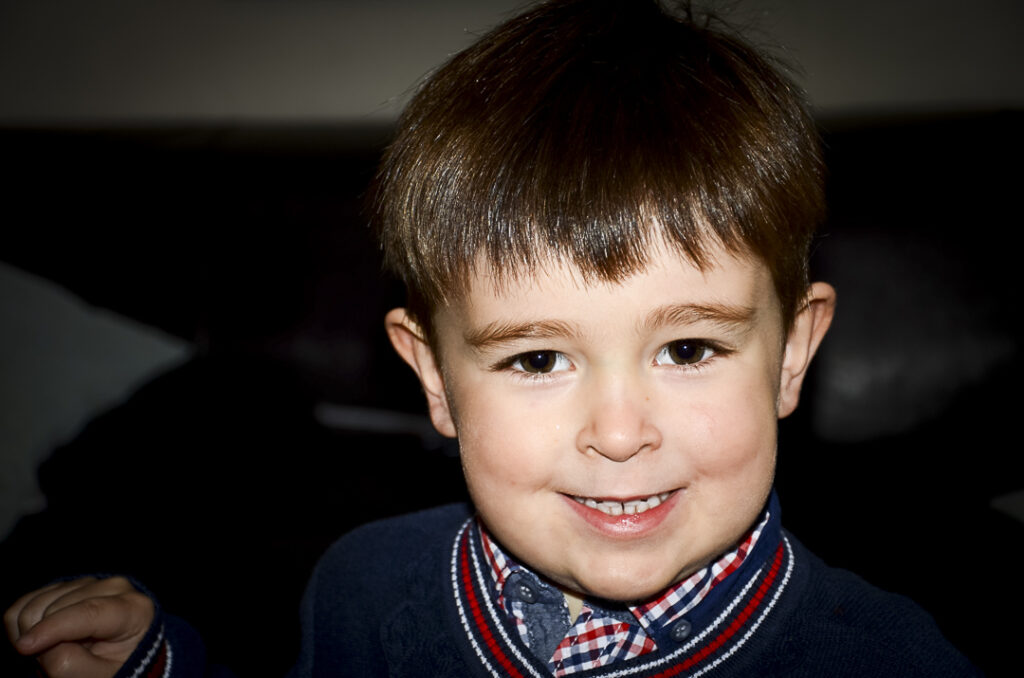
[517,583,536,603]
[670,619,692,642]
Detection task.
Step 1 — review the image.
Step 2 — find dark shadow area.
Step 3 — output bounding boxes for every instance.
[1,111,1020,675]
[780,110,1023,676]
[0,356,467,676]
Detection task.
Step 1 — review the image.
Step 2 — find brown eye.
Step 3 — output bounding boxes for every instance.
[657,340,712,366]
[518,351,559,373]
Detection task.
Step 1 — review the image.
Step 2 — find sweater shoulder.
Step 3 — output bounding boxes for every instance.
[312,503,472,605]
[292,504,474,677]
[322,503,471,567]
[781,534,981,677]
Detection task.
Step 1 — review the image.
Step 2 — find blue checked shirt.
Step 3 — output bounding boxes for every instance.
[478,511,769,676]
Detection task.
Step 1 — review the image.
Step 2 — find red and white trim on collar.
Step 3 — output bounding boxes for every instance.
[127,623,173,678]
[476,512,769,675]
[450,511,791,678]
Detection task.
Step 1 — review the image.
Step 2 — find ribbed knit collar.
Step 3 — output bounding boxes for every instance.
[448,491,794,677]
[479,507,770,637]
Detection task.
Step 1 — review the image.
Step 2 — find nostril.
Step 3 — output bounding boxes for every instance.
[576,388,662,460]
[582,434,658,462]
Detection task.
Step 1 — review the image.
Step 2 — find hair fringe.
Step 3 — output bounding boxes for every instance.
[372,0,824,341]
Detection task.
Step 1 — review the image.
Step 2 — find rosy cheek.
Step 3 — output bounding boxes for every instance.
[460,400,547,482]
[686,400,772,476]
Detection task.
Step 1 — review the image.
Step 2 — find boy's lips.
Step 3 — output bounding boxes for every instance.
[563,489,681,538]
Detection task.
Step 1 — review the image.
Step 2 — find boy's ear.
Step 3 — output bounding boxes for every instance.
[384,308,458,438]
[777,282,836,418]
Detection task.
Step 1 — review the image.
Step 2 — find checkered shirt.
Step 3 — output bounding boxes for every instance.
[478,510,769,676]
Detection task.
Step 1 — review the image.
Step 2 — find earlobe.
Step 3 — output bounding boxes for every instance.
[777,282,836,418]
[384,308,458,438]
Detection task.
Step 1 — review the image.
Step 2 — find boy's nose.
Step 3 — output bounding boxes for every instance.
[575,383,662,462]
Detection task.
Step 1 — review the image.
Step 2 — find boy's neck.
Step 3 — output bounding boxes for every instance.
[562,587,584,620]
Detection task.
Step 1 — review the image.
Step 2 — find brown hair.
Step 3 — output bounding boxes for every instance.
[373,0,825,341]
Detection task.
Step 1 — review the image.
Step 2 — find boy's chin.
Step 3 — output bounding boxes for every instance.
[567,567,681,604]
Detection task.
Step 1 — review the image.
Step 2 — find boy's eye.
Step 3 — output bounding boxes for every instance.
[512,351,570,374]
[654,340,714,366]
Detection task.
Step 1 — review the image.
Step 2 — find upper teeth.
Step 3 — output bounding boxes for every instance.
[573,492,671,516]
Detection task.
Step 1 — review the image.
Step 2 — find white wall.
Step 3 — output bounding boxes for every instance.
[0,0,1021,124]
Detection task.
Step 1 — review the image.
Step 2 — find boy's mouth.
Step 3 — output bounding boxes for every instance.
[571,491,674,517]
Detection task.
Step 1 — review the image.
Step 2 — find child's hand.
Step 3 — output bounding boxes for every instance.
[4,576,155,678]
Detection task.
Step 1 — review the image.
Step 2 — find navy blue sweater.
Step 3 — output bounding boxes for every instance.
[281,502,980,678]
[116,500,978,677]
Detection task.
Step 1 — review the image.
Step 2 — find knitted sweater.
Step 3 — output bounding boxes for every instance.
[282,502,980,678]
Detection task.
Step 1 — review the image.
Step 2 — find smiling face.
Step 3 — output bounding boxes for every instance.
[387,242,834,602]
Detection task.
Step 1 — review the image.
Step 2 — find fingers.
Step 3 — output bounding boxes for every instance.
[5,577,155,678]
[7,577,116,641]
[5,581,63,641]
[25,592,154,658]
[30,577,138,628]
[5,577,152,654]
[5,579,81,644]
[35,642,124,678]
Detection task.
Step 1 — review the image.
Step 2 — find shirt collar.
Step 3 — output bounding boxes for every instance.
[476,505,771,635]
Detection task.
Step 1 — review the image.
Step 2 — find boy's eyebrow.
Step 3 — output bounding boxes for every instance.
[464,319,579,350]
[640,302,757,334]
[465,303,755,350]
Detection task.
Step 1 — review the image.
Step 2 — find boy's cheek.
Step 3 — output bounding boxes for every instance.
[686,432,775,487]
[458,413,555,479]
[451,378,565,438]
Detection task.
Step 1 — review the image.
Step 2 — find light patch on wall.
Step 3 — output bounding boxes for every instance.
[0,262,192,539]
[991,490,1024,526]
[811,231,1016,442]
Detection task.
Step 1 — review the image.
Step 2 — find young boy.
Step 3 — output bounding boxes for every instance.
[6,1,980,676]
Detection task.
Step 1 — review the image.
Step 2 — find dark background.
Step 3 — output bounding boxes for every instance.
[1,1,1022,676]
[2,111,1020,678]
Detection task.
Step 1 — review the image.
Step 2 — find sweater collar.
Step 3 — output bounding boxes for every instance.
[448,491,793,677]
[477,505,772,638]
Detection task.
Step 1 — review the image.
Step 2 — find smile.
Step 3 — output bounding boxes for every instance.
[571,491,674,516]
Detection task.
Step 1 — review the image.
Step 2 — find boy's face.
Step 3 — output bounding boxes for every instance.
[388,242,833,602]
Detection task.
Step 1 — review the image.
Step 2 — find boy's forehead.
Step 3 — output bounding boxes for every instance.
[439,243,779,331]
